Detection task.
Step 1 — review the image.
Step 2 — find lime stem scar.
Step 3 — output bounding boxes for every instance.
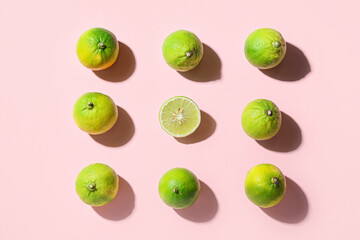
[266,109,273,116]
[87,102,94,109]
[87,183,96,191]
[98,42,106,49]
[173,188,179,194]
[273,41,280,48]
[186,51,192,58]
[271,177,280,186]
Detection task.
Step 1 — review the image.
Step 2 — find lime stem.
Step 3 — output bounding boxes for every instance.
[186,51,192,58]
[173,188,179,194]
[271,177,280,186]
[87,183,96,191]
[98,42,106,49]
[273,41,280,48]
[266,109,273,116]
[87,102,94,109]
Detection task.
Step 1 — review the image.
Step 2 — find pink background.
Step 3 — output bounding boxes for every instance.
[1,0,359,239]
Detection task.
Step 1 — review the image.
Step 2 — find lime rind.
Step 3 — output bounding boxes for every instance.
[159,96,201,138]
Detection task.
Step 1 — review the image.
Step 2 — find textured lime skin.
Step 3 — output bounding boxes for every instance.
[76,28,119,70]
[75,163,119,206]
[162,30,203,72]
[245,164,286,208]
[159,96,201,138]
[244,28,286,69]
[241,99,281,140]
[73,92,118,135]
[158,168,201,209]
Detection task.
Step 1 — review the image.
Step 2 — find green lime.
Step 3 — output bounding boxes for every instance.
[241,99,282,140]
[73,92,118,135]
[75,163,119,206]
[245,163,286,208]
[158,168,201,209]
[76,28,119,70]
[162,30,203,72]
[244,28,286,69]
[159,96,201,138]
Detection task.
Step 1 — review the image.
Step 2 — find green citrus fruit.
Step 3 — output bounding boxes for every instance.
[241,99,282,140]
[245,163,286,208]
[162,30,203,72]
[158,168,201,209]
[244,28,286,69]
[76,28,119,70]
[159,96,201,138]
[75,163,119,206]
[73,92,118,135]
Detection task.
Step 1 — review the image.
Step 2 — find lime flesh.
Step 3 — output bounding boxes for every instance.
[245,163,286,208]
[241,99,281,140]
[158,168,201,209]
[73,92,118,135]
[244,28,286,69]
[162,30,203,72]
[76,28,119,70]
[159,96,201,138]
[75,163,119,206]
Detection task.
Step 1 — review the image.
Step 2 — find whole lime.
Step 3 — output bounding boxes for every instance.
[76,28,119,70]
[244,28,286,69]
[241,99,282,140]
[158,168,201,209]
[162,30,203,72]
[245,163,286,208]
[75,163,119,206]
[73,92,118,135]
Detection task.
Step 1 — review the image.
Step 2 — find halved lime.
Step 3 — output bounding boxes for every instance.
[159,96,201,138]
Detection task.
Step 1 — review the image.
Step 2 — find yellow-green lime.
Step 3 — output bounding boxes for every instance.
[244,28,286,69]
[162,30,203,72]
[245,163,286,208]
[75,163,119,206]
[241,99,282,140]
[159,96,201,138]
[158,168,201,209]
[73,92,118,135]
[76,28,119,70]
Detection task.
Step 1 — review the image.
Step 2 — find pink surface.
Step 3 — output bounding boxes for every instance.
[1,0,359,239]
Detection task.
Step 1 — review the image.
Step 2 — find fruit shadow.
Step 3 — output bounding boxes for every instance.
[260,43,311,81]
[175,110,216,144]
[93,41,136,82]
[256,112,301,152]
[93,176,135,221]
[90,106,135,147]
[261,177,308,223]
[178,44,221,82]
[174,180,218,222]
